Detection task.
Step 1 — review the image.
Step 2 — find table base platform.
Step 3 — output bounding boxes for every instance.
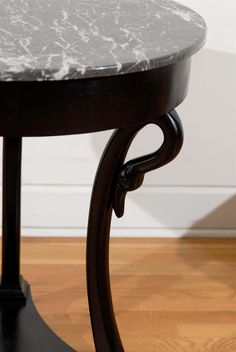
[0,280,76,352]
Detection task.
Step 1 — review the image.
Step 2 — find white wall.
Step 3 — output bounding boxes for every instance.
[1,0,236,237]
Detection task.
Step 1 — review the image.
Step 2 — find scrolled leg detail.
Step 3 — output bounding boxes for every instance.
[86,110,184,352]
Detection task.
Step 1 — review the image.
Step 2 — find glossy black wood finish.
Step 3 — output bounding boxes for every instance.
[0,60,188,351]
[0,60,190,137]
[1,138,21,287]
[86,111,183,351]
[0,286,76,352]
[0,138,27,300]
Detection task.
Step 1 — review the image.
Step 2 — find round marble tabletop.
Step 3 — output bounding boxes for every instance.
[0,0,206,81]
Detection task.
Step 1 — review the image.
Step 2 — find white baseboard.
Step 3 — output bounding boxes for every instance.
[19,228,236,238]
[0,184,236,238]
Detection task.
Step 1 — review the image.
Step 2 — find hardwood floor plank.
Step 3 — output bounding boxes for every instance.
[1,237,236,351]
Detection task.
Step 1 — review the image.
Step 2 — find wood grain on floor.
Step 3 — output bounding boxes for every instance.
[2,237,236,352]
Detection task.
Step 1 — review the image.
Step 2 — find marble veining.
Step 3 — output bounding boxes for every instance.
[0,0,206,81]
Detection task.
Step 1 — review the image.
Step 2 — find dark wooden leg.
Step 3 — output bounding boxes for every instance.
[87,111,184,352]
[0,137,27,299]
[0,138,76,352]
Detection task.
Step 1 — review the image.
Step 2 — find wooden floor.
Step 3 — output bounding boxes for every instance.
[3,237,236,352]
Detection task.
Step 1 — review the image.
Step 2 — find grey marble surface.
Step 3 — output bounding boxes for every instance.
[0,0,206,81]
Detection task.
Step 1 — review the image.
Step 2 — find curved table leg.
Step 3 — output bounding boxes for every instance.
[87,111,184,351]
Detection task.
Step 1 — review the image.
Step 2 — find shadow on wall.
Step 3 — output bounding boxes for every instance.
[88,48,236,233]
[120,192,236,235]
[177,197,236,290]
[182,195,236,233]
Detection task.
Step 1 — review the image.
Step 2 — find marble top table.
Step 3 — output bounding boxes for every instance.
[0,0,206,81]
[0,2,206,352]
